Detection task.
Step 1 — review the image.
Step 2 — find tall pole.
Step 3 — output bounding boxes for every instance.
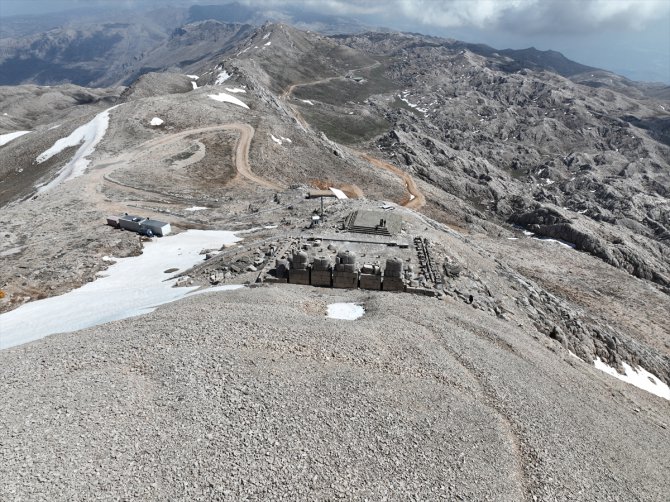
[320,196,324,219]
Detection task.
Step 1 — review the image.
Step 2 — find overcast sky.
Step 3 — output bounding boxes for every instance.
[1,0,668,82]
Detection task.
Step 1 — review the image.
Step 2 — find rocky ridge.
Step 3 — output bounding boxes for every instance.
[1,20,669,500]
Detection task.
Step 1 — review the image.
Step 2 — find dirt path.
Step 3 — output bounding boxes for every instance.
[84,123,281,218]
[358,153,426,209]
[280,61,381,101]
[280,63,426,209]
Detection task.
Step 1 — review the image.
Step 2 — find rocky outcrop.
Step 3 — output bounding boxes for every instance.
[510,206,670,288]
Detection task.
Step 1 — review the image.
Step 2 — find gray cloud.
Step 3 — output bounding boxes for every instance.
[3,0,667,34]
[238,0,669,34]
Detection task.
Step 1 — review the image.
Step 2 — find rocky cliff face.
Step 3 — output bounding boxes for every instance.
[323,32,670,290]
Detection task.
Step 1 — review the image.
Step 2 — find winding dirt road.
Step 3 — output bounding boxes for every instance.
[84,123,281,218]
[280,64,426,209]
[358,153,425,209]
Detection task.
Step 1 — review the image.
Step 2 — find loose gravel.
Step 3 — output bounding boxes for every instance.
[2,285,668,501]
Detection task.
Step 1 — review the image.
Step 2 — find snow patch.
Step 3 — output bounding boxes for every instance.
[329,187,348,200]
[215,70,231,85]
[0,230,243,350]
[594,358,670,401]
[262,32,271,40]
[270,134,283,145]
[35,105,118,192]
[150,117,164,126]
[225,87,246,93]
[186,74,199,80]
[191,81,198,90]
[208,92,249,109]
[532,236,576,249]
[184,206,208,211]
[327,303,365,321]
[264,41,272,46]
[0,130,31,146]
[399,95,428,114]
[300,99,315,106]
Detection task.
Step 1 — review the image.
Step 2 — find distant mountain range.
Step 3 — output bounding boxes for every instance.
[0,2,620,88]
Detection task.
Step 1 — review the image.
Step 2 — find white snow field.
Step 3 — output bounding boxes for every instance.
[208,92,249,109]
[225,87,246,93]
[35,105,118,192]
[0,230,242,350]
[150,117,164,126]
[329,187,348,200]
[186,74,199,80]
[593,357,670,401]
[327,303,365,320]
[184,206,208,211]
[215,70,231,85]
[532,236,576,249]
[0,130,31,146]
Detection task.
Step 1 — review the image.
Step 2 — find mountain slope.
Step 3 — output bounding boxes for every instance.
[0,21,669,501]
[1,284,668,500]
[0,14,181,87]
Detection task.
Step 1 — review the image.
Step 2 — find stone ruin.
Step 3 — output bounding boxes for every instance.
[289,250,310,285]
[271,248,412,292]
[333,251,358,289]
[311,255,332,287]
[382,257,405,292]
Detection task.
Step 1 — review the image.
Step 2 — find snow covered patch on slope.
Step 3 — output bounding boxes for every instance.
[0,230,242,350]
[150,117,164,126]
[532,236,576,249]
[35,105,118,192]
[264,41,272,46]
[225,87,246,93]
[0,130,31,146]
[398,90,429,114]
[329,187,348,200]
[215,70,231,85]
[187,74,199,89]
[184,206,208,211]
[269,134,292,146]
[593,358,670,401]
[208,92,249,109]
[327,303,365,320]
[300,99,315,105]
[262,32,271,40]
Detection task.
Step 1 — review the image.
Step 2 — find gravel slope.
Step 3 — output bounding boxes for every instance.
[2,285,668,501]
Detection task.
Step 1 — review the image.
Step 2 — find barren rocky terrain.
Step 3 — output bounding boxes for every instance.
[1,17,669,501]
